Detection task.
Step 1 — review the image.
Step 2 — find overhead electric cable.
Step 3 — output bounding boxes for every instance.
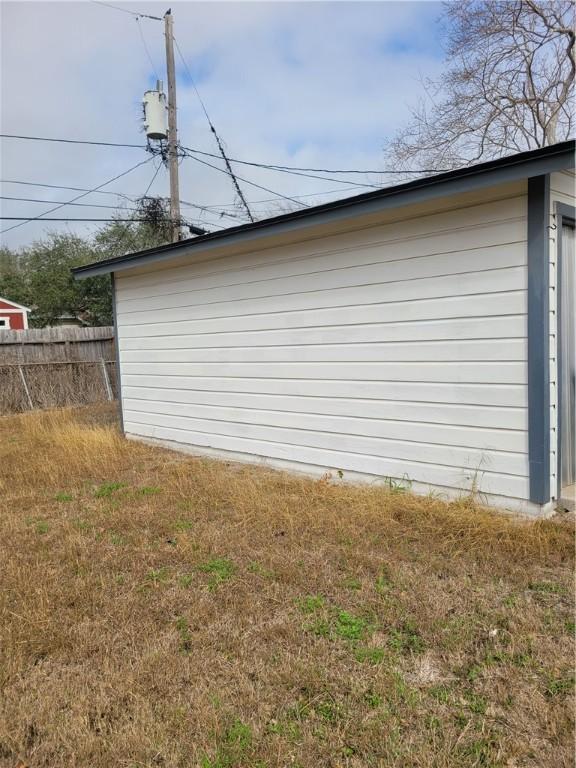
[172,36,255,221]
[136,16,160,80]
[0,157,154,235]
[1,217,151,222]
[143,160,164,197]
[0,178,138,201]
[184,151,311,208]
[204,185,368,208]
[178,198,246,220]
[0,133,145,148]
[0,133,445,176]
[0,179,244,221]
[0,195,138,211]
[91,1,162,21]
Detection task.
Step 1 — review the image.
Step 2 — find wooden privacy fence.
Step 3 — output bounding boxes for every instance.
[0,326,114,363]
[0,327,118,414]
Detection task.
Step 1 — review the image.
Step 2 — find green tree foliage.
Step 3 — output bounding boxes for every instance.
[0,208,171,328]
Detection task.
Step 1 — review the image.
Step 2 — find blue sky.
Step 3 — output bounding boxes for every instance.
[0,1,445,247]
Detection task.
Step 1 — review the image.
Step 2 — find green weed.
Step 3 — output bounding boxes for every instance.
[388,622,424,654]
[343,576,362,590]
[354,646,386,665]
[545,674,574,697]
[174,518,194,531]
[94,481,125,498]
[145,567,170,585]
[296,595,325,613]
[363,690,383,709]
[315,699,342,723]
[528,581,564,594]
[201,719,253,768]
[137,486,162,496]
[466,692,488,715]
[375,567,393,594]
[179,574,194,588]
[429,685,452,704]
[35,520,49,535]
[247,561,274,578]
[333,610,369,641]
[175,616,192,653]
[198,557,235,588]
[54,492,73,502]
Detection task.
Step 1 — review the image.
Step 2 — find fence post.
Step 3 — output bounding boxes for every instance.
[18,365,34,409]
[100,358,113,401]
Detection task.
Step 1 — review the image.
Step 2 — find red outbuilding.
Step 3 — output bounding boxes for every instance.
[0,297,30,330]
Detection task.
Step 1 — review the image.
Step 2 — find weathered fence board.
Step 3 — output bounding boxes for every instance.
[0,360,118,414]
[0,326,114,363]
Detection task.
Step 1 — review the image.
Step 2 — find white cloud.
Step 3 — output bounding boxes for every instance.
[0,0,444,248]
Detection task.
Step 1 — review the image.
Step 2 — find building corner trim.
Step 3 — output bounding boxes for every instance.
[527,175,551,505]
[111,273,125,435]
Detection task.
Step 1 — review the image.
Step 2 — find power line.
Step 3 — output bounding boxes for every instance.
[143,160,164,197]
[91,1,162,22]
[0,178,246,222]
[189,151,384,189]
[0,217,147,222]
[0,177,365,208]
[136,17,160,80]
[178,198,246,220]
[0,178,138,200]
[172,36,255,222]
[0,133,445,177]
[236,187,368,207]
[0,157,153,235]
[0,133,145,148]
[184,151,311,209]
[0,195,138,211]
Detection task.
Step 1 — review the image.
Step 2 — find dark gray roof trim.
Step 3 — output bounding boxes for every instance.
[74,140,575,279]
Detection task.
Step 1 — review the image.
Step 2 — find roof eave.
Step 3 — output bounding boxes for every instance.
[73,140,575,279]
[0,298,32,312]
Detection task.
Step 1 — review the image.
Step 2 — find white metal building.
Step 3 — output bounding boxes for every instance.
[75,143,576,516]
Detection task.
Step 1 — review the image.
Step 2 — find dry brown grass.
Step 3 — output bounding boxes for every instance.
[0,406,574,768]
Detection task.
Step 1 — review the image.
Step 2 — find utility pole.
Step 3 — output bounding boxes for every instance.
[164,9,181,243]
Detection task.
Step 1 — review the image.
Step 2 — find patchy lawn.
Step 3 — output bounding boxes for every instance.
[0,406,574,768]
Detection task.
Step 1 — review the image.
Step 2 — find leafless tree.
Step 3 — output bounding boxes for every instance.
[386,1,575,172]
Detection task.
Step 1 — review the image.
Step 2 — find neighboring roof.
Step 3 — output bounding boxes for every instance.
[0,297,31,312]
[74,140,575,279]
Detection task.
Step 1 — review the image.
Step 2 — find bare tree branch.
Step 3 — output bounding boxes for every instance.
[385,0,575,173]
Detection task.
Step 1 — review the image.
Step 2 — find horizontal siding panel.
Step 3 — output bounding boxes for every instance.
[122,397,526,451]
[121,375,527,408]
[122,409,527,475]
[116,248,525,316]
[120,315,526,349]
[117,227,526,304]
[123,385,526,429]
[551,171,575,199]
[121,339,526,364]
[118,292,526,338]
[118,196,526,294]
[124,421,530,499]
[117,270,526,327]
[121,360,526,384]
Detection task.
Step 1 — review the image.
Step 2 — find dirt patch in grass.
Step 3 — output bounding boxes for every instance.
[0,407,573,768]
